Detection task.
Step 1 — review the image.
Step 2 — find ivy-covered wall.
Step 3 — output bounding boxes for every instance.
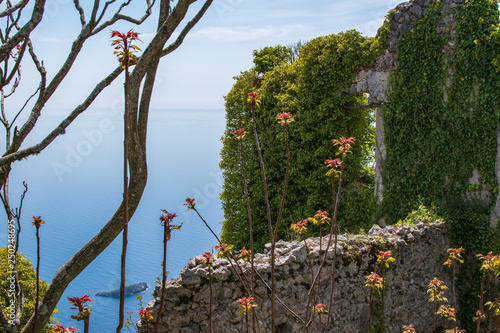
[381,0,500,225]
[367,0,500,328]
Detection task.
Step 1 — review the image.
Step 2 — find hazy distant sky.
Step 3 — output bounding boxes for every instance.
[18,0,402,113]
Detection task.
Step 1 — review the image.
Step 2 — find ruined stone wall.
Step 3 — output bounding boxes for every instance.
[139,222,451,333]
[351,0,500,227]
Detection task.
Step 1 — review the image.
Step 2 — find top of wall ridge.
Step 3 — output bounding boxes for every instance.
[173,220,448,287]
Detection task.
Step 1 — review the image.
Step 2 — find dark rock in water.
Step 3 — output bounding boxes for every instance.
[95,282,149,297]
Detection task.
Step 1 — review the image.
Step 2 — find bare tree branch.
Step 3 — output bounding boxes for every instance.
[73,0,87,27]
[161,0,212,57]
[0,66,123,166]
[92,0,154,36]
[2,38,26,89]
[25,38,46,88]
[0,0,28,18]
[0,0,45,63]
[0,306,12,332]
[0,1,155,185]
[0,1,214,331]
[94,0,117,27]
[11,85,40,126]
[89,0,101,25]
[131,0,196,81]
[6,27,98,162]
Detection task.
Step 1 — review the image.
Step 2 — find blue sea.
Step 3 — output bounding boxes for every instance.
[0,108,225,332]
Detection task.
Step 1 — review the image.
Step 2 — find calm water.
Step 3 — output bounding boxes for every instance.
[0,108,225,332]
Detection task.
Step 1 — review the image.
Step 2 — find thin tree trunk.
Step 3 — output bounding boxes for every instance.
[249,102,275,333]
[33,227,40,333]
[19,2,213,331]
[208,265,213,333]
[116,55,130,333]
[154,221,169,333]
[239,139,257,333]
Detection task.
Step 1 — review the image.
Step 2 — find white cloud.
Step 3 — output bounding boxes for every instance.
[192,24,312,42]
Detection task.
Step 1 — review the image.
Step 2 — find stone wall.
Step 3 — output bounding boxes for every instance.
[139,222,451,332]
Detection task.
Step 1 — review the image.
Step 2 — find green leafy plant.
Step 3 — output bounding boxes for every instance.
[365,272,385,332]
[476,252,500,332]
[396,202,442,226]
[382,1,500,327]
[401,324,416,333]
[154,210,181,333]
[428,277,449,333]
[376,250,395,333]
[32,216,45,333]
[125,295,150,332]
[67,294,93,333]
[201,251,215,333]
[51,324,77,333]
[237,297,257,333]
[444,247,465,332]
[0,247,54,332]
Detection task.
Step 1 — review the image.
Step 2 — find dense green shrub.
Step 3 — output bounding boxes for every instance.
[0,247,54,332]
[220,30,380,251]
[252,45,292,75]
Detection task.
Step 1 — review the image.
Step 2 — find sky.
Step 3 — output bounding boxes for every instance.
[11,0,402,114]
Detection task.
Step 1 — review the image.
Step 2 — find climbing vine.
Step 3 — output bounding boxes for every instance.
[383,0,500,329]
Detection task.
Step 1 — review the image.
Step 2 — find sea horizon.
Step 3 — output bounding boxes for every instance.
[0,108,226,332]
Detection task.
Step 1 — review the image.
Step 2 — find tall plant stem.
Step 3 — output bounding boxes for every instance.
[253,270,305,324]
[305,156,345,332]
[84,317,89,333]
[250,102,275,332]
[380,268,385,333]
[33,226,40,333]
[478,273,486,333]
[323,163,344,332]
[191,207,252,296]
[494,275,498,333]
[117,53,130,333]
[432,302,437,333]
[273,126,290,242]
[245,311,249,333]
[239,139,257,333]
[368,289,373,332]
[208,265,213,333]
[452,265,457,333]
[488,274,492,333]
[154,220,169,333]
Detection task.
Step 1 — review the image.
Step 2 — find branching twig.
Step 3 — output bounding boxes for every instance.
[248,93,276,332]
[73,0,86,27]
[92,0,154,35]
